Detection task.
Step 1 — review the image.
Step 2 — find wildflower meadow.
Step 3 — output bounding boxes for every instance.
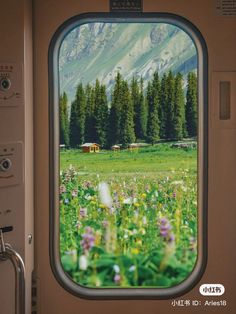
[59,144,198,288]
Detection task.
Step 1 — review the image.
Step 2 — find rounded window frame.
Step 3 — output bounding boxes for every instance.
[48,12,208,299]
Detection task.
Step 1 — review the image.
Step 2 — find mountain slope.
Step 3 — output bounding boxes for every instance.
[59,22,197,103]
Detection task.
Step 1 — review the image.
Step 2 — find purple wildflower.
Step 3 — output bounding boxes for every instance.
[114,274,121,285]
[60,185,66,194]
[158,217,175,244]
[79,207,87,218]
[173,192,176,198]
[84,181,91,189]
[71,189,78,197]
[81,227,95,252]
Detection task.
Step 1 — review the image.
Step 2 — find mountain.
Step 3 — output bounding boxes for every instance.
[59,22,197,103]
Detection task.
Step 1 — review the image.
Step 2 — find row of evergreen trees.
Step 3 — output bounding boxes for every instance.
[60,71,197,148]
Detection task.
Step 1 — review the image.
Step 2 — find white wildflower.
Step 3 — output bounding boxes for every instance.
[85,194,92,200]
[129,265,136,272]
[98,182,112,208]
[123,197,132,204]
[113,264,120,273]
[79,255,88,270]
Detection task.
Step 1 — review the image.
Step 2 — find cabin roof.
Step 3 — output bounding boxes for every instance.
[112,145,120,148]
[81,143,100,147]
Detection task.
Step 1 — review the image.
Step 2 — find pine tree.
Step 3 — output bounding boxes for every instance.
[94,80,109,147]
[69,83,86,147]
[172,73,185,140]
[93,79,101,143]
[119,80,136,148]
[59,92,69,146]
[69,100,78,147]
[108,72,123,146]
[159,73,168,139]
[146,72,160,144]
[186,72,197,137]
[165,71,175,139]
[133,77,147,139]
[138,77,148,139]
[131,77,140,138]
[84,84,96,142]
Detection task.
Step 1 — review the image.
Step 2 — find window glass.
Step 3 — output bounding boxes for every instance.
[58,22,198,288]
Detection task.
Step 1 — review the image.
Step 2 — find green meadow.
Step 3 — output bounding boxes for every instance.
[60,143,197,177]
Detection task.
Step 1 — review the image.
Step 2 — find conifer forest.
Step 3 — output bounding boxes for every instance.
[60,71,197,148]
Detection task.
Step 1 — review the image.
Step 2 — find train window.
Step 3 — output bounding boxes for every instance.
[49,13,208,298]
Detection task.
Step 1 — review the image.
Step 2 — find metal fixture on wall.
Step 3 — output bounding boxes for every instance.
[0,229,25,314]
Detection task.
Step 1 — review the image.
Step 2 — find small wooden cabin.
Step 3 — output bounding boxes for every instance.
[111,145,120,152]
[81,143,100,153]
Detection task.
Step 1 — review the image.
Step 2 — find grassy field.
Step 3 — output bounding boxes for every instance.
[60,143,197,177]
[59,143,198,288]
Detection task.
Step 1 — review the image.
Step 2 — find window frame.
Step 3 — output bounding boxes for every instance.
[48,12,208,299]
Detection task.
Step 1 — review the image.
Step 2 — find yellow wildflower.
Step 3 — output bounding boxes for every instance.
[99,204,106,209]
[131,248,139,255]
